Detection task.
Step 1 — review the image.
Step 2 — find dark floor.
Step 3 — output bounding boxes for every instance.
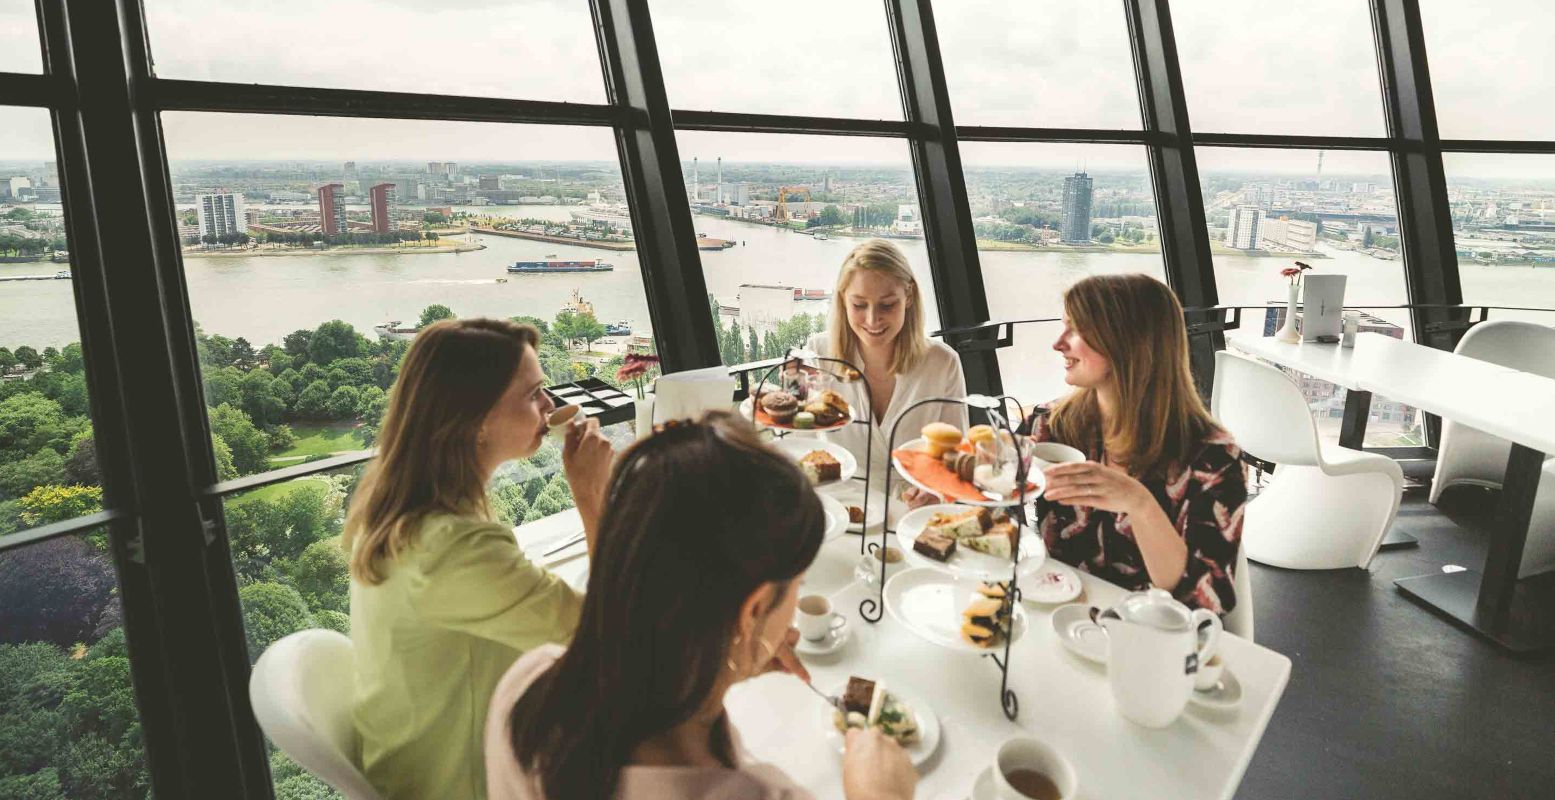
[1235,462,1555,800]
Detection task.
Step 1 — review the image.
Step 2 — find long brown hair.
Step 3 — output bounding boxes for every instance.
[343,318,539,584]
[829,238,928,374]
[1048,274,1218,479]
[507,412,824,800]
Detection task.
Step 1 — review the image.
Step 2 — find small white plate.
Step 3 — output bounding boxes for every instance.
[894,503,1046,579]
[822,681,941,769]
[771,437,859,486]
[740,395,854,432]
[1189,666,1244,711]
[794,621,851,656]
[884,567,1030,654]
[1021,561,1082,605]
[818,483,886,534]
[1050,603,1108,664]
[818,493,850,542]
[969,766,996,800]
[891,438,1046,508]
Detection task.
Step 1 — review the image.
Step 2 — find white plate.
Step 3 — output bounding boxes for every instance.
[1189,666,1244,712]
[740,395,853,432]
[818,493,850,542]
[818,483,885,534]
[1021,561,1082,605]
[884,567,1030,655]
[794,621,851,656]
[770,437,859,486]
[894,504,1046,579]
[1050,603,1108,664]
[822,680,941,769]
[891,437,1046,508]
[969,766,996,800]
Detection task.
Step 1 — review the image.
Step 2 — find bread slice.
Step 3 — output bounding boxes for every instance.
[925,509,986,541]
[962,532,1012,559]
[799,450,841,483]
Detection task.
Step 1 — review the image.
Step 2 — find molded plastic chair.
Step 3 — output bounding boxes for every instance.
[1212,350,1404,570]
[1223,544,1255,641]
[249,630,382,800]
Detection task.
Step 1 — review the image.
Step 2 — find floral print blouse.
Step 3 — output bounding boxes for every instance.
[1022,404,1247,615]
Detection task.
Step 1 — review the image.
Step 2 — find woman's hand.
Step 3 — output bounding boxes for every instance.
[762,627,811,684]
[842,728,917,800]
[1042,461,1154,515]
[900,486,940,510]
[562,418,613,546]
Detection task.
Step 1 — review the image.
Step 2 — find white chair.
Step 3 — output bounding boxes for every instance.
[249,630,382,800]
[1223,544,1254,641]
[1211,350,1404,570]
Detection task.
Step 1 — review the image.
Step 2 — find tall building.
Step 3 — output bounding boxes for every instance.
[478,175,500,191]
[427,161,448,176]
[1060,172,1094,243]
[7,176,33,200]
[195,192,247,238]
[1225,205,1264,249]
[369,183,396,233]
[317,183,346,235]
[1259,217,1318,252]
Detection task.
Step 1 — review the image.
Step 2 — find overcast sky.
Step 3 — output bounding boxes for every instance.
[1,0,1550,179]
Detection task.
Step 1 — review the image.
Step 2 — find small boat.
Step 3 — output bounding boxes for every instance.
[373,321,418,341]
[53,269,72,280]
[604,320,632,336]
[696,234,736,251]
[508,258,614,273]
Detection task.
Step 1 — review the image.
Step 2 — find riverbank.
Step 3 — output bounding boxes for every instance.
[471,226,635,252]
[975,239,1162,254]
[182,242,485,258]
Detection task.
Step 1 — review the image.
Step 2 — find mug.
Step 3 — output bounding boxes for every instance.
[992,737,1077,800]
[796,594,847,642]
[1029,442,1085,471]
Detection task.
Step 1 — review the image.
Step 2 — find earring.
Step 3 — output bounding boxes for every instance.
[726,635,742,672]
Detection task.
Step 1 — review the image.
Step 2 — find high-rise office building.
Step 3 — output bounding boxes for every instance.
[369,183,396,233]
[195,192,247,238]
[1259,216,1318,252]
[1226,205,1264,249]
[317,183,346,235]
[478,175,500,191]
[1060,172,1094,243]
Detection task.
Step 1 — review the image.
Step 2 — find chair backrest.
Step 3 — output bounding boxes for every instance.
[1223,544,1255,641]
[1453,320,1555,379]
[1211,350,1322,467]
[249,630,382,800]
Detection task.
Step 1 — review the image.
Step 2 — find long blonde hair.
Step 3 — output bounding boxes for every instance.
[1048,274,1218,479]
[828,239,928,375]
[343,318,539,584]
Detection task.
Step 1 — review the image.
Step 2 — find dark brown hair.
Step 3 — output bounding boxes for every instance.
[507,411,825,799]
[1049,273,1218,478]
[343,317,539,584]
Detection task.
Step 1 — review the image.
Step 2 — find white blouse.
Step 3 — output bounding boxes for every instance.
[802,332,967,517]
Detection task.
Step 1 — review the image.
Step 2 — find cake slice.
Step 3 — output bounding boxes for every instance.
[924,508,986,541]
[799,450,841,484]
[842,676,876,715]
[961,532,1013,560]
[911,530,957,562]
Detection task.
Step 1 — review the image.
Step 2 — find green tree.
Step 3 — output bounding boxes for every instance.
[0,393,66,457]
[238,582,315,663]
[283,329,313,362]
[204,365,244,409]
[210,403,270,475]
[0,348,16,373]
[53,344,84,374]
[306,320,361,365]
[17,484,102,527]
[211,433,238,481]
[327,386,361,419]
[268,424,297,452]
[0,766,65,799]
[13,346,41,370]
[0,449,68,498]
[295,380,331,420]
[64,436,100,486]
[418,304,455,328]
[290,538,349,614]
[239,369,287,427]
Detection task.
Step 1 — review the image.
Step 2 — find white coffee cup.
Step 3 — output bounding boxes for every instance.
[796,594,847,643]
[1194,653,1225,692]
[547,404,581,440]
[992,737,1077,800]
[1029,442,1086,471]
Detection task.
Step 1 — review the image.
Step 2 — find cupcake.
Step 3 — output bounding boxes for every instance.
[760,390,799,424]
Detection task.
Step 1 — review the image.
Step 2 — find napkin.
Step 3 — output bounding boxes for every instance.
[651,366,737,425]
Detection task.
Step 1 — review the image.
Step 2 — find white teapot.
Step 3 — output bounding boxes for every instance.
[1098,588,1222,728]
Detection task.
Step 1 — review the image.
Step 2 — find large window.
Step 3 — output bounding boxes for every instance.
[674,130,937,368]
[143,0,607,103]
[1444,153,1555,325]
[1420,1,1555,141]
[933,0,1141,130]
[0,1,41,74]
[961,141,1163,407]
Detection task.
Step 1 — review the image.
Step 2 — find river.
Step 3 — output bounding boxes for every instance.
[3,204,1553,406]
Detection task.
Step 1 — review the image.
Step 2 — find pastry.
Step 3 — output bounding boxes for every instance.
[962,532,1012,560]
[921,422,963,457]
[792,411,816,429]
[834,676,920,745]
[977,580,1010,599]
[760,390,799,423]
[966,424,996,449]
[842,676,876,714]
[961,588,1013,649]
[942,450,976,483]
[799,450,841,483]
[912,530,957,562]
[924,508,985,541]
[847,506,865,524]
[805,389,850,427]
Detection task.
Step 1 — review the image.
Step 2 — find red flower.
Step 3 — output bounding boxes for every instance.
[1280,267,1301,278]
[615,353,661,382]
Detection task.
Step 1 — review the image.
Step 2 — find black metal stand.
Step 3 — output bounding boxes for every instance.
[1338,388,1419,551]
[862,393,1030,720]
[749,349,875,555]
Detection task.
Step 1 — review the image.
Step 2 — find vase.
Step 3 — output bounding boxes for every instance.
[632,391,656,441]
[1275,283,1301,343]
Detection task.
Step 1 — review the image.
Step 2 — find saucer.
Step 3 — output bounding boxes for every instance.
[1050,603,1108,663]
[1189,665,1243,711]
[969,766,996,800]
[1021,561,1082,604]
[794,622,850,656]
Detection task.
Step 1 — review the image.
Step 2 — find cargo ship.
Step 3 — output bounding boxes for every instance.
[604,320,632,336]
[508,256,614,273]
[696,233,736,251]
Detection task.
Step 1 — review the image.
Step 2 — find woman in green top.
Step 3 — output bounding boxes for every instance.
[343,317,613,800]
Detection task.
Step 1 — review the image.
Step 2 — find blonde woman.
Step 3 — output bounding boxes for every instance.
[1024,274,1246,614]
[344,318,612,800]
[806,239,966,515]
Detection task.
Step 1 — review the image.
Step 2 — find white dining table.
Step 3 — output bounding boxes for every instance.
[1227,331,1555,651]
[520,517,1291,800]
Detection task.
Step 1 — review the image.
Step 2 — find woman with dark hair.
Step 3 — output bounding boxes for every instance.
[1026,274,1247,614]
[344,317,613,800]
[485,412,917,800]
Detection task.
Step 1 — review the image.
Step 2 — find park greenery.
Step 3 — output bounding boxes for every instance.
[0,303,643,798]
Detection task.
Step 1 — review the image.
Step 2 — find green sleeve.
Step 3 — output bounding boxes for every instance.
[412,518,583,650]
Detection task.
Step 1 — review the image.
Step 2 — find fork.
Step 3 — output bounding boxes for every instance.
[803,681,846,714]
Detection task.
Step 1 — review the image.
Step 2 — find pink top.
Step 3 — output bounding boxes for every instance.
[485,644,816,800]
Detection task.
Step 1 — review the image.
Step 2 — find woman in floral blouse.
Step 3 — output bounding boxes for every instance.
[1021,274,1246,615]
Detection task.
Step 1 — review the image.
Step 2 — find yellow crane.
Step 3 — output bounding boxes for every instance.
[775,185,812,223]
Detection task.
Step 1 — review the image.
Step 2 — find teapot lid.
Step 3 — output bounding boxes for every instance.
[1111,588,1192,631]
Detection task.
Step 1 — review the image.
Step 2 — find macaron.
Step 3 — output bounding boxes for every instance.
[966,424,996,449]
[793,411,816,429]
[921,422,964,457]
